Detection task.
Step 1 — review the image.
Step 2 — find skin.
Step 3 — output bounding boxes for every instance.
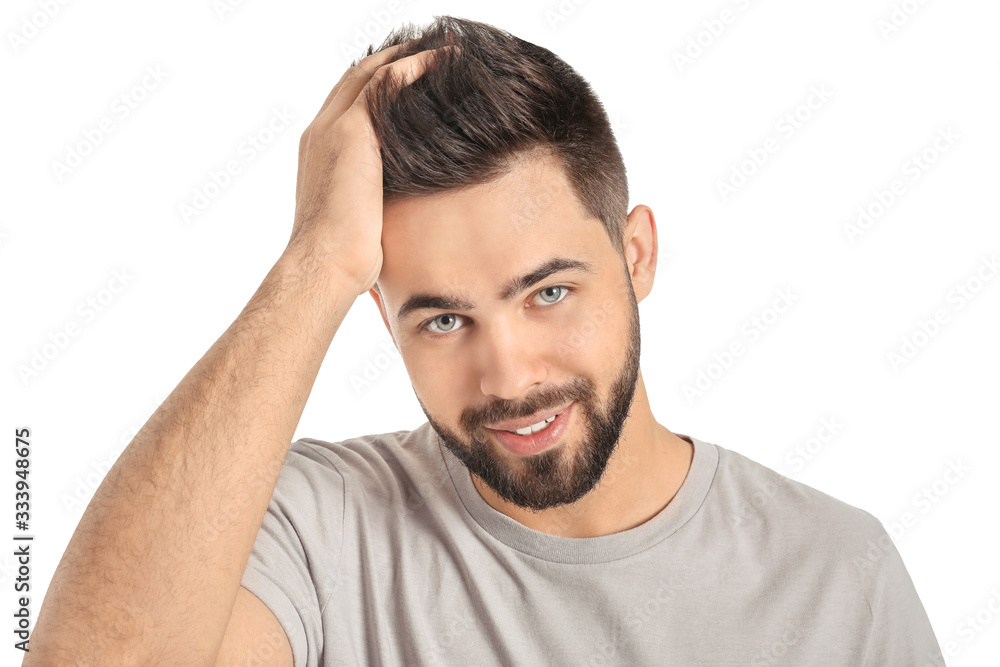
[368,150,694,538]
[21,41,453,665]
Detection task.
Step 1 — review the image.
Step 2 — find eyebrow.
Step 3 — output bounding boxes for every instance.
[395,257,596,323]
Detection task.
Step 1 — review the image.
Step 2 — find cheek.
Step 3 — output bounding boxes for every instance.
[554,296,619,365]
[404,345,472,404]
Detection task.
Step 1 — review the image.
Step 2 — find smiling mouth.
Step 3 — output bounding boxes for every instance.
[506,413,560,435]
[483,404,572,435]
[477,402,576,457]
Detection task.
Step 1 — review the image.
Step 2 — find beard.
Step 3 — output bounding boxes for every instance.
[418,277,641,512]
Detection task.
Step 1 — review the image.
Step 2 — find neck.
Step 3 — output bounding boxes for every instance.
[470,371,694,538]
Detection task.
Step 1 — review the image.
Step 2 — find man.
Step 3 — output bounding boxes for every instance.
[26,15,941,666]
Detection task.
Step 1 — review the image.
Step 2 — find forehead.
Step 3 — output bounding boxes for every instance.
[378,151,608,313]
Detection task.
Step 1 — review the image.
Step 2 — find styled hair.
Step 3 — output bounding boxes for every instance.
[356,15,629,262]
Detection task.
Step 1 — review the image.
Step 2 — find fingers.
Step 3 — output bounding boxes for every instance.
[314,39,418,120]
[344,44,458,120]
[391,43,458,87]
[326,44,458,127]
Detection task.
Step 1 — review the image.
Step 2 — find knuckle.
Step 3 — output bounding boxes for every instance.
[338,105,371,133]
[303,115,333,137]
[299,125,318,149]
[350,60,377,80]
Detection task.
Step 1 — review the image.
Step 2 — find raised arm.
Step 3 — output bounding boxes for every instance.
[24,41,456,665]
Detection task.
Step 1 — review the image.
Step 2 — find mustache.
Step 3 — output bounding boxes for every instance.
[461,380,593,431]
[470,402,566,428]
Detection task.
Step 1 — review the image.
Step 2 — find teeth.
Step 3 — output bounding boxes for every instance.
[508,414,557,436]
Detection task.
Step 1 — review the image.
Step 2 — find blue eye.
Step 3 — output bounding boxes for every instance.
[427,313,461,334]
[537,285,565,304]
[421,285,573,337]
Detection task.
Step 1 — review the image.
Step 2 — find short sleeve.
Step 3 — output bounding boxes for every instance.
[858,518,943,666]
[240,442,347,667]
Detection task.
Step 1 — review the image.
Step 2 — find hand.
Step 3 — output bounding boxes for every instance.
[286,40,457,295]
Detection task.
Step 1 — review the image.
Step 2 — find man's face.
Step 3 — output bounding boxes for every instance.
[373,151,642,511]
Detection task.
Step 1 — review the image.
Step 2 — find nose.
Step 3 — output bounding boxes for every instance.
[477,317,548,401]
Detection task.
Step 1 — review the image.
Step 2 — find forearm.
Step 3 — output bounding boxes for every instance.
[26,248,358,665]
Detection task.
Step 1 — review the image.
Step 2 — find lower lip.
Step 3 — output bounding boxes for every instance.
[486,402,574,457]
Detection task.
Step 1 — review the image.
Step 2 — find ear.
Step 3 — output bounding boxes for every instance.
[368,286,398,348]
[621,205,658,303]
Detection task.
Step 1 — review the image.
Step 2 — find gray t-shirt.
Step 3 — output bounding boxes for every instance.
[241,423,942,666]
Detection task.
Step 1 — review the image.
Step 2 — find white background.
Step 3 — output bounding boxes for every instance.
[3,0,998,664]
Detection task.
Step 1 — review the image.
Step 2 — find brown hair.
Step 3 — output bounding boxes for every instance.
[357,15,630,262]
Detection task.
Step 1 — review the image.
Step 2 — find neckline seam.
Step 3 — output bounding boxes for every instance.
[435,428,718,564]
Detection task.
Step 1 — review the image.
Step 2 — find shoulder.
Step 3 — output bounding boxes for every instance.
[696,439,941,658]
[698,440,902,606]
[279,422,444,498]
[707,441,886,550]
